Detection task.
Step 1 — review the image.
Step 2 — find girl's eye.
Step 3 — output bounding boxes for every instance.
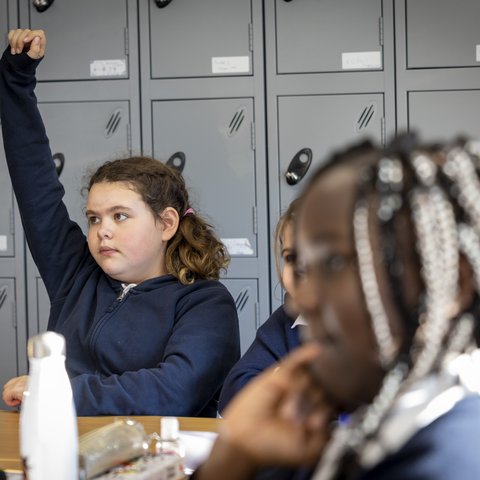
[283,253,296,265]
[320,254,352,273]
[87,216,99,225]
[114,213,128,221]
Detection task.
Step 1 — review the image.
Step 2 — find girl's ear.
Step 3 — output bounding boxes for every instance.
[159,207,180,241]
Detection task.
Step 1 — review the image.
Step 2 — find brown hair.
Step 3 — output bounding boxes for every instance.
[87,156,229,284]
[274,197,301,287]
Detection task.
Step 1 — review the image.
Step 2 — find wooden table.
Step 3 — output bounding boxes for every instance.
[0,409,220,472]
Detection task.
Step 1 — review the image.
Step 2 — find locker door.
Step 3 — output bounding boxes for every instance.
[37,101,131,229]
[221,279,259,355]
[406,0,480,69]
[27,101,131,336]
[278,94,384,211]
[149,0,252,78]
[276,0,383,74]
[0,130,15,257]
[0,279,18,394]
[408,90,480,142]
[152,98,257,258]
[26,0,129,81]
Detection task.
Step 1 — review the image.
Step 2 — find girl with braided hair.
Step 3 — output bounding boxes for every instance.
[193,135,480,479]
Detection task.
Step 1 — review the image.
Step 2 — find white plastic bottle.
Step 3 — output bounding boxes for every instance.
[20,332,79,480]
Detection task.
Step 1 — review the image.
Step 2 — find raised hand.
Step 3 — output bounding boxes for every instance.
[8,29,46,59]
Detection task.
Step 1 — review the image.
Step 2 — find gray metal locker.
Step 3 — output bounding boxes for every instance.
[1,2,8,50]
[0,278,19,396]
[152,98,257,258]
[23,0,129,81]
[406,0,480,69]
[27,100,131,336]
[221,279,259,355]
[276,0,383,74]
[278,94,384,210]
[408,90,480,142]
[149,0,252,78]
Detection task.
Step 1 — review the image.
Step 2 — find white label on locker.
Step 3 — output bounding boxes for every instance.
[0,235,7,251]
[212,56,250,74]
[90,59,127,77]
[476,45,480,62]
[342,51,382,70]
[222,238,254,256]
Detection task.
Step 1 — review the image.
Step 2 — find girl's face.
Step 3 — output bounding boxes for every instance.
[86,181,169,284]
[280,222,296,298]
[293,165,404,412]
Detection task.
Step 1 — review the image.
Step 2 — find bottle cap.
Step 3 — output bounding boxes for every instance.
[27,332,66,359]
[161,417,179,440]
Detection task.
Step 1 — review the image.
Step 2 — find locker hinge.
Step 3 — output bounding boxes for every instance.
[248,23,254,52]
[381,117,386,146]
[378,17,384,47]
[250,122,256,150]
[126,123,132,153]
[255,302,260,329]
[252,206,258,235]
[9,208,14,235]
[124,27,129,56]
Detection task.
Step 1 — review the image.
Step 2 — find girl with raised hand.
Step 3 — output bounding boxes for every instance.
[1,29,240,416]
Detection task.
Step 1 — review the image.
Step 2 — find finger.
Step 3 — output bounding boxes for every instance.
[8,29,26,55]
[25,30,46,59]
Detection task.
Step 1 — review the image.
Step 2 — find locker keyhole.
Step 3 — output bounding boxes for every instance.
[166,152,186,173]
[285,148,312,186]
[53,153,65,177]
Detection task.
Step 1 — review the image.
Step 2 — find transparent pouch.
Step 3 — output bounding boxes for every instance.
[79,419,149,479]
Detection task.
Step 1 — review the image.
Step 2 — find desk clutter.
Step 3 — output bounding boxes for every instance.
[79,418,216,479]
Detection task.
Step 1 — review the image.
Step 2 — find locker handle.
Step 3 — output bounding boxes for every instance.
[166,151,186,173]
[33,0,55,12]
[53,152,65,177]
[154,0,173,7]
[285,147,312,186]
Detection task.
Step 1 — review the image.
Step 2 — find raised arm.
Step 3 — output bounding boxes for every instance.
[0,30,90,302]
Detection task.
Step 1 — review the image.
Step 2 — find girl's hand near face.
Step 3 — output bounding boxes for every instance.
[196,343,335,480]
[8,29,46,59]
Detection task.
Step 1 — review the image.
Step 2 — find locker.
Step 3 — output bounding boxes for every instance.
[37,101,131,229]
[221,279,259,355]
[24,0,129,81]
[152,98,257,258]
[278,94,384,211]
[0,130,15,257]
[0,278,18,396]
[406,0,480,69]
[408,90,480,142]
[27,101,131,337]
[276,0,383,74]
[1,2,8,50]
[149,0,252,78]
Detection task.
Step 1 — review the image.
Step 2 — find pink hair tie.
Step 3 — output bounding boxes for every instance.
[183,207,195,217]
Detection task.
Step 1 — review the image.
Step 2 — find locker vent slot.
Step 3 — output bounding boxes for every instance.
[228,107,247,137]
[235,287,250,313]
[355,102,376,133]
[105,108,123,138]
[0,285,7,310]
